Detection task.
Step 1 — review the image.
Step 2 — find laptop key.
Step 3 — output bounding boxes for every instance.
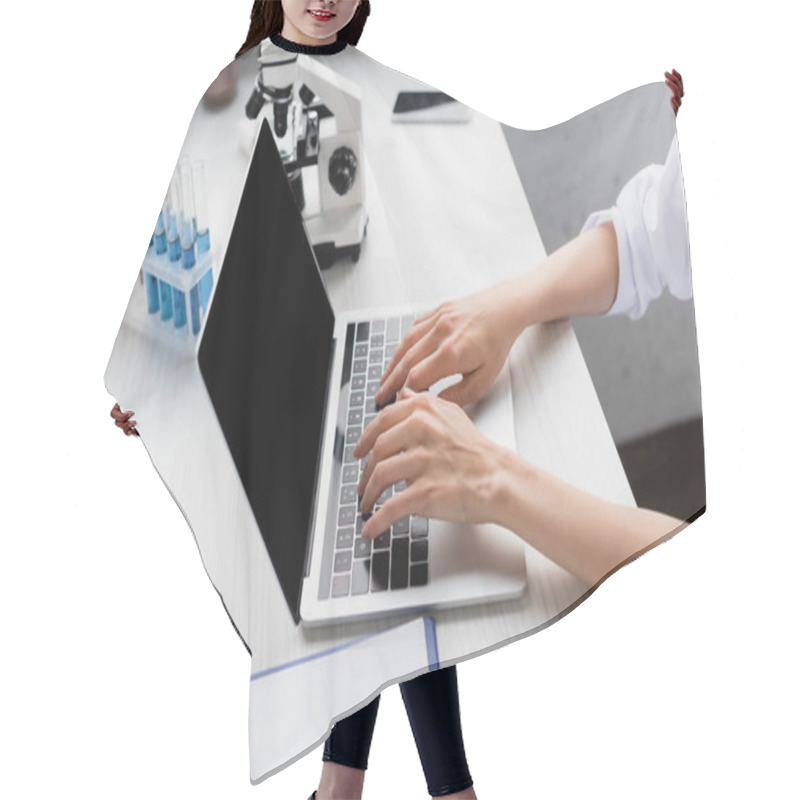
[336,527,354,549]
[390,538,410,589]
[370,333,384,348]
[371,551,389,591]
[356,321,370,342]
[338,505,356,526]
[353,359,367,374]
[351,374,366,390]
[346,427,361,445]
[332,574,350,597]
[340,484,358,505]
[349,391,365,408]
[373,529,390,549]
[392,516,409,537]
[354,343,368,358]
[347,409,363,427]
[386,317,400,343]
[342,464,359,484]
[371,319,386,333]
[410,539,428,563]
[410,516,428,539]
[354,538,371,558]
[410,563,428,587]
[351,561,370,595]
[368,365,382,380]
[334,550,353,573]
[369,349,383,364]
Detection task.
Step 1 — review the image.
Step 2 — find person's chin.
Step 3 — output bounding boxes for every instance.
[299,24,336,42]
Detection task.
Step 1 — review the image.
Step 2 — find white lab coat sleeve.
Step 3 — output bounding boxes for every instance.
[580,135,692,320]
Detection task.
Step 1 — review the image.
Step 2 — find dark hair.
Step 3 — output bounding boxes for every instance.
[236,1,371,59]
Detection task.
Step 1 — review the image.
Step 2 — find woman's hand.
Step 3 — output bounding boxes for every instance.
[110,403,139,437]
[375,280,525,409]
[665,69,683,115]
[354,387,503,540]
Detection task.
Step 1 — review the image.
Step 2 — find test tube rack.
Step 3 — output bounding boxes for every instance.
[141,247,214,351]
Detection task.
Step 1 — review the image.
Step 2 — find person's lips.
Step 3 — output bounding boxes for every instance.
[308,8,335,21]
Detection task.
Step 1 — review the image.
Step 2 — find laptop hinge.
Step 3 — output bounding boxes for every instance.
[303,334,338,580]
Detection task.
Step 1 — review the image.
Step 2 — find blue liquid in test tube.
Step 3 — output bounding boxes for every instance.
[200,269,213,311]
[172,287,188,330]
[179,157,196,270]
[166,170,181,264]
[154,207,167,255]
[159,280,173,321]
[145,272,160,314]
[190,284,202,335]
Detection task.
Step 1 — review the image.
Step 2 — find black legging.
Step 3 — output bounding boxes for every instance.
[323,665,473,797]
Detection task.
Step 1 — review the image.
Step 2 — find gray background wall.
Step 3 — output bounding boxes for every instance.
[502,82,703,448]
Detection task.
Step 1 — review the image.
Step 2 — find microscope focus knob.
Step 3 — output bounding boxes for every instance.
[328,147,358,196]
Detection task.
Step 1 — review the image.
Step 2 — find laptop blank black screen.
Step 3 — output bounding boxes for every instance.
[198,121,335,624]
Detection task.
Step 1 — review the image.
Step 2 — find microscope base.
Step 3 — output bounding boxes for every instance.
[305,206,369,270]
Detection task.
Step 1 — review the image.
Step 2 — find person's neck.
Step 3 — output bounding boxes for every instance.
[280,21,336,47]
[270,26,347,56]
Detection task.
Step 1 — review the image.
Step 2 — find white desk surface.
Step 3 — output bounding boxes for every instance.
[106,46,634,682]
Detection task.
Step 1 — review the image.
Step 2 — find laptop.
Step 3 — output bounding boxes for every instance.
[198,119,527,626]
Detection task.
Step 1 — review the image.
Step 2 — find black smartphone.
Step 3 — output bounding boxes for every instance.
[391,91,471,123]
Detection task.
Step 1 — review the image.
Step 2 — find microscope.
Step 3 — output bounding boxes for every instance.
[245,39,368,269]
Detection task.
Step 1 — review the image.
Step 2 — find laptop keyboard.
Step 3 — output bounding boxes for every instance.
[329,314,430,599]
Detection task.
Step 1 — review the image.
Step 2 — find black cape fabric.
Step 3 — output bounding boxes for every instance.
[105,34,703,781]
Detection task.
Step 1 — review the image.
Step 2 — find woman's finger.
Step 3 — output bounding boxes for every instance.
[358,414,424,501]
[402,344,460,396]
[377,327,442,405]
[359,449,418,516]
[437,369,483,407]
[379,312,439,387]
[361,489,419,540]
[354,391,418,458]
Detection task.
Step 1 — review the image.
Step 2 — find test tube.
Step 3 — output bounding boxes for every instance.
[166,169,181,264]
[179,157,196,270]
[192,159,214,311]
[192,160,210,255]
[190,284,202,335]
[154,203,167,255]
[144,271,160,314]
[159,278,173,322]
[172,285,188,332]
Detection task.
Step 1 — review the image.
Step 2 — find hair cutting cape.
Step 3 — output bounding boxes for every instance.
[105,34,703,782]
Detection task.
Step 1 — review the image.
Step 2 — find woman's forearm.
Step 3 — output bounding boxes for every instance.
[487,444,684,586]
[502,222,620,334]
